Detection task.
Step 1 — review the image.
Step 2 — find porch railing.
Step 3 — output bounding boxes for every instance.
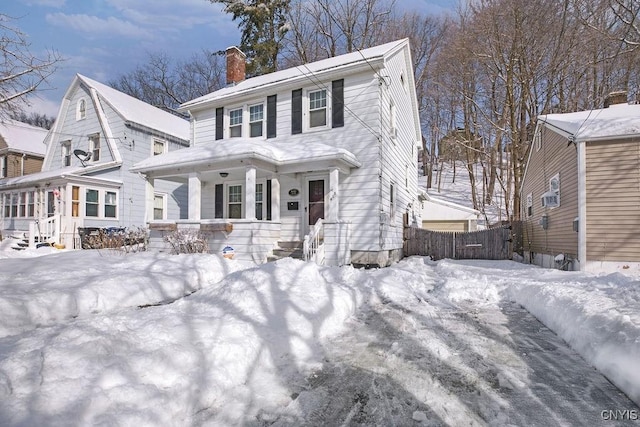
[303,218,325,264]
[28,214,61,248]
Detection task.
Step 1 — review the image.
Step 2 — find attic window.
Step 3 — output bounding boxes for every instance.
[77,99,86,120]
[526,193,533,216]
[534,128,541,152]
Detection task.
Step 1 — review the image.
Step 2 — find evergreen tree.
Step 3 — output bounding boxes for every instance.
[208,0,291,75]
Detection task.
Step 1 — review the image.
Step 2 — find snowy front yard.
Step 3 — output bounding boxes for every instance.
[0,246,638,425]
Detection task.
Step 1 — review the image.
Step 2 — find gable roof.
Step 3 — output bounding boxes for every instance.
[539,103,640,142]
[0,120,48,156]
[74,74,189,141]
[180,39,410,111]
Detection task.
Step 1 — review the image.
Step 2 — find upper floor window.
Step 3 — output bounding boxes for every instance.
[89,134,100,162]
[153,139,167,156]
[309,89,327,128]
[534,128,542,152]
[77,99,86,120]
[229,108,243,137]
[0,155,6,178]
[292,79,343,134]
[62,141,71,167]
[249,104,264,137]
[526,193,533,217]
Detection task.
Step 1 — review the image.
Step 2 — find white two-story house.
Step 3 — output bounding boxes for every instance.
[0,74,189,248]
[131,39,422,266]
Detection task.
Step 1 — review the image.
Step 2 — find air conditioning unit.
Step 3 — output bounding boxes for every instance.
[541,191,559,208]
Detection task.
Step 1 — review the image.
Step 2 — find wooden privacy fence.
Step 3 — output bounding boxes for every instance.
[404,222,521,261]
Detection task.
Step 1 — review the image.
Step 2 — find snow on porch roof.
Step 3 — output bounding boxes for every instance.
[539,103,640,141]
[130,139,361,174]
[0,119,48,156]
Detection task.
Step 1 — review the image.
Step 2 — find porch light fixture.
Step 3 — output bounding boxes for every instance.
[219,172,229,178]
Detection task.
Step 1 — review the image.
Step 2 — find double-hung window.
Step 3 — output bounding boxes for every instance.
[3,194,10,217]
[228,184,242,218]
[309,89,327,128]
[62,141,71,167]
[89,134,100,161]
[154,194,166,220]
[27,191,35,217]
[105,191,117,218]
[86,189,99,217]
[249,104,264,137]
[255,183,264,220]
[19,193,26,217]
[229,108,243,137]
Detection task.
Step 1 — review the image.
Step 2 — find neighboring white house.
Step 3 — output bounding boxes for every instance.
[421,193,480,232]
[0,74,190,248]
[131,39,423,266]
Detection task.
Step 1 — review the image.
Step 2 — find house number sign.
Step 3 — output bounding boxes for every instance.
[288,189,300,196]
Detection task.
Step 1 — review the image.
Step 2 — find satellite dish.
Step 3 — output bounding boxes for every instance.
[74,149,92,166]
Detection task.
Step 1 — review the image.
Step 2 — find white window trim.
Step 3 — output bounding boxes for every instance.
[62,141,72,167]
[535,128,542,152]
[225,182,244,219]
[304,87,331,132]
[228,107,244,138]
[153,193,167,220]
[249,103,265,138]
[541,173,560,208]
[526,192,533,217]
[77,98,87,121]
[83,187,119,220]
[89,134,100,162]
[152,138,167,156]
[0,155,6,178]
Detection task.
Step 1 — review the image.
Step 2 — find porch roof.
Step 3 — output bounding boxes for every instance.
[0,162,122,190]
[130,139,361,176]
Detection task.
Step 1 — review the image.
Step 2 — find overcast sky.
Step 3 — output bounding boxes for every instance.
[6,0,455,118]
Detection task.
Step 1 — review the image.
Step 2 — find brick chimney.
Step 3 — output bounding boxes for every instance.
[604,91,627,108]
[226,46,246,86]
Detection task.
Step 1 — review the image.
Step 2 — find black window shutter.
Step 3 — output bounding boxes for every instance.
[215,107,224,140]
[214,184,223,218]
[332,79,344,128]
[291,89,302,134]
[266,179,272,220]
[267,95,277,138]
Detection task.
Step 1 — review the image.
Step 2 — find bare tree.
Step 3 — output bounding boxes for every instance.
[0,14,62,118]
[110,51,226,115]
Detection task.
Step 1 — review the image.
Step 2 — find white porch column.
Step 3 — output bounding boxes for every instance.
[271,176,280,221]
[145,176,155,222]
[245,166,256,220]
[188,173,202,220]
[328,167,340,221]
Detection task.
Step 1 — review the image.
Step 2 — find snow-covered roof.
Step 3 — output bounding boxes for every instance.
[131,139,361,173]
[539,103,640,141]
[423,193,481,216]
[76,74,189,141]
[0,120,48,156]
[0,162,122,189]
[180,39,408,110]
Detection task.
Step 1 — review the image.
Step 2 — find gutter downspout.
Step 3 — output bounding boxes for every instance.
[577,140,587,271]
[21,153,26,176]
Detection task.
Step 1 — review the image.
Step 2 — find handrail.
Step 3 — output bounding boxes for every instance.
[29,214,61,247]
[303,218,324,263]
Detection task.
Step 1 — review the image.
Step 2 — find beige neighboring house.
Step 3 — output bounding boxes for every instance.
[421,192,480,232]
[0,120,47,179]
[521,93,640,273]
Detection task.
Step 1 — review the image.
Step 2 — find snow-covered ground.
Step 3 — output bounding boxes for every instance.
[0,245,638,425]
[421,160,509,225]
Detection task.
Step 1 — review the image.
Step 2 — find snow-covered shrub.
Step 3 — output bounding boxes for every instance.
[163,229,209,254]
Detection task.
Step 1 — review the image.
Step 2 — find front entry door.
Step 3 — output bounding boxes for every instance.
[308,179,325,228]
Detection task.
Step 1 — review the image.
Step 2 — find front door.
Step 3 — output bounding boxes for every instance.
[308,179,325,229]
